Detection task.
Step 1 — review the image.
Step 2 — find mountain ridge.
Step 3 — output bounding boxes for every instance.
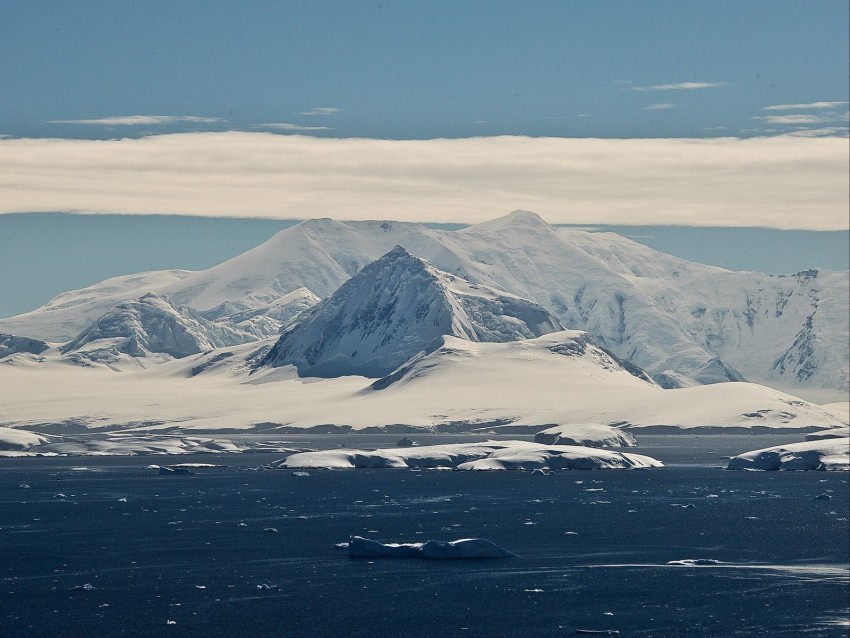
[1,211,846,400]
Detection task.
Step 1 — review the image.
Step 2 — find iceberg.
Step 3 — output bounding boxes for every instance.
[347,536,514,559]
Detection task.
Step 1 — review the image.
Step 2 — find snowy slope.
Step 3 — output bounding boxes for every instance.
[262,246,562,377]
[281,440,663,471]
[1,212,846,399]
[0,334,50,358]
[2,330,844,441]
[0,269,195,342]
[727,437,850,471]
[62,293,253,361]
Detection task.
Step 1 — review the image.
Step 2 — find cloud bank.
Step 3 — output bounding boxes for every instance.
[49,115,225,126]
[763,101,847,111]
[0,133,846,229]
[632,81,728,91]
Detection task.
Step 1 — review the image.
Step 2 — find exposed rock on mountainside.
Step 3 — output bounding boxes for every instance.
[2,212,846,399]
[62,293,252,360]
[262,246,562,377]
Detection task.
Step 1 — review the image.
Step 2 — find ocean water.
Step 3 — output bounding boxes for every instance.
[0,445,847,637]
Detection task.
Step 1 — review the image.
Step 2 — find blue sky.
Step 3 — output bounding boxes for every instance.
[2,0,847,139]
[0,1,848,319]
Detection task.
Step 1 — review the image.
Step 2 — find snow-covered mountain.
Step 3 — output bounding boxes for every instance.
[0,334,49,358]
[0,270,195,343]
[61,293,253,361]
[1,211,846,400]
[262,246,562,377]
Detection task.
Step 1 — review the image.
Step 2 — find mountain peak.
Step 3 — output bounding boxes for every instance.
[466,210,553,233]
[261,248,562,378]
[384,244,414,260]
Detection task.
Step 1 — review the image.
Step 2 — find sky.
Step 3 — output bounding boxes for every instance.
[2,1,848,140]
[0,1,848,318]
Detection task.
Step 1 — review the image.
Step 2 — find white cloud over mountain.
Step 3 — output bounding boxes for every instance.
[0,133,846,230]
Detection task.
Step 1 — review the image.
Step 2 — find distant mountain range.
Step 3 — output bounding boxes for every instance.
[1,211,847,401]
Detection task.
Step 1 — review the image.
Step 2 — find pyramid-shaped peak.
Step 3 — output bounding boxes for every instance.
[358,245,432,277]
[384,244,413,259]
[262,248,562,378]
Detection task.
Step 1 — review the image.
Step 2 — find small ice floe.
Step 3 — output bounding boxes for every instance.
[813,493,832,500]
[53,493,67,499]
[575,630,619,636]
[166,620,176,625]
[256,582,277,590]
[158,466,194,476]
[666,558,724,566]
[291,471,310,477]
[524,588,544,593]
[118,497,127,502]
[69,583,95,591]
[334,542,350,549]
[19,483,30,489]
[195,585,206,589]
[348,536,515,559]
[238,522,248,527]
[263,527,278,533]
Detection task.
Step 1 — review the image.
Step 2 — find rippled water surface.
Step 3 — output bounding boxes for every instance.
[1,443,847,637]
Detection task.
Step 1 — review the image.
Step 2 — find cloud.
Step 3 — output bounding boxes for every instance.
[257,123,332,131]
[632,81,727,91]
[48,115,225,126]
[754,114,832,125]
[784,127,850,138]
[644,103,675,110]
[0,133,846,230]
[296,107,340,116]
[763,101,848,111]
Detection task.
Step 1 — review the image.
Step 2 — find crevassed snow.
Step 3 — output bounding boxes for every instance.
[62,292,255,360]
[281,440,663,471]
[726,437,850,471]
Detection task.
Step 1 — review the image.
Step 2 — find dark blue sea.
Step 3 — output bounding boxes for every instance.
[1,436,847,637]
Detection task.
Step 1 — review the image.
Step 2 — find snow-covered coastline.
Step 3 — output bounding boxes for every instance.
[727,437,850,471]
[278,440,663,471]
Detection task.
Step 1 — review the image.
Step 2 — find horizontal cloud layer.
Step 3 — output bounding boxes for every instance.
[49,115,225,126]
[0,133,847,229]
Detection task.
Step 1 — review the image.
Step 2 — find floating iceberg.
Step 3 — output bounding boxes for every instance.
[347,536,515,559]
